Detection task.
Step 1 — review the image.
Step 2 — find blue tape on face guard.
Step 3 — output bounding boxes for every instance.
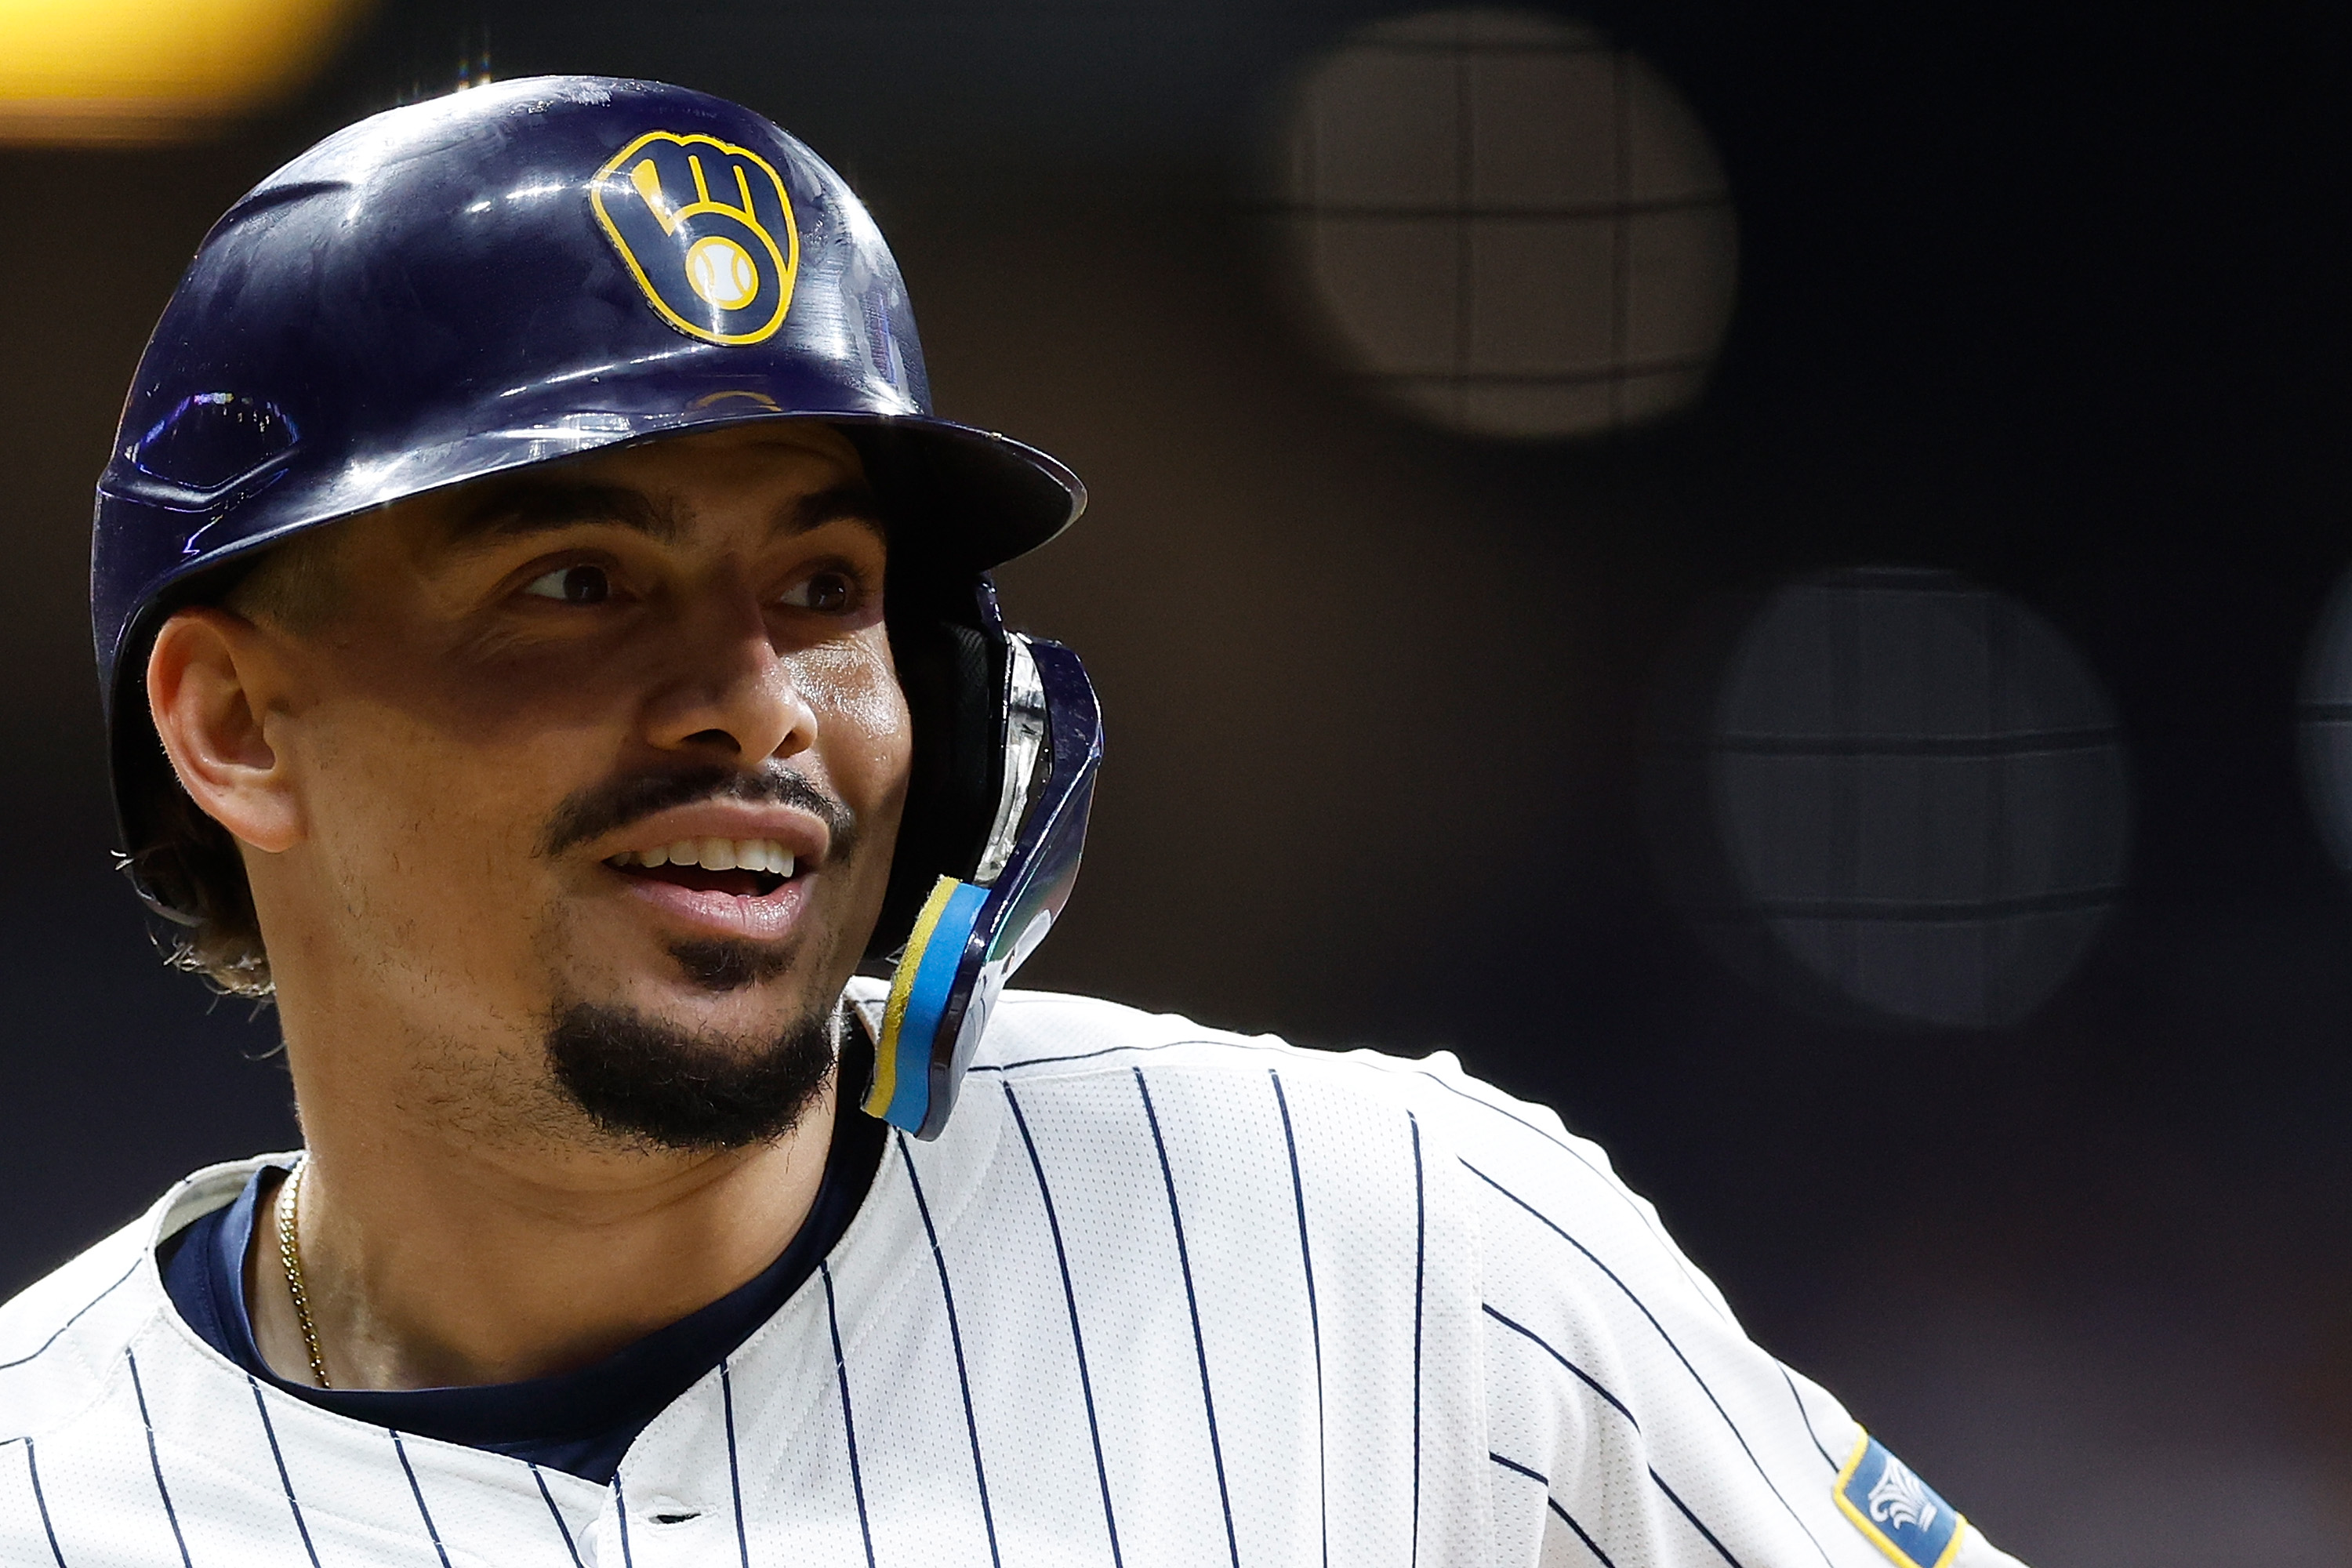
[869,881,987,1130]
[868,637,1102,1138]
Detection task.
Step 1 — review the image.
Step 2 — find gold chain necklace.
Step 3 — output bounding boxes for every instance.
[274,1160,331,1388]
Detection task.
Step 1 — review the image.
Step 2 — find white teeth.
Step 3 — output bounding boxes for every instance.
[742,841,791,877]
[614,838,794,877]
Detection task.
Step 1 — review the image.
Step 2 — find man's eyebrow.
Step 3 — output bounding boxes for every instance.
[441,477,883,547]
[445,481,679,546]
[782,481,887,540]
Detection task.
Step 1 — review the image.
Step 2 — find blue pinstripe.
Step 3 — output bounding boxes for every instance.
[720,1361,751,1567]
[245,1377,321,1568]
[1549,1500,1621,1568]
[5,1437,67,1566]
[1652,1470,1745,1567]
[820,1263,877,1568]
[1003,1081,1124,1568]
[1485,1303,1754,1564]
[125,1352,191,1568]
[1490,1450,1546,1485]
[1483,1305,1641,1425]
[390,1430,453,1568]
[1133,1069,1241,1568]
[528,1464,586,1568]
[1410,1110,1426,1568]
[1487,1454,1621,1568]
[1780,1366,1840,1470]
[1269,1070,1327,1568]
[897,1135,1002,1568]
[972,1033,1733,1327]
[1465,1160,1831,1567]
[388,1439,452,1568]
[0,1258,140,1373]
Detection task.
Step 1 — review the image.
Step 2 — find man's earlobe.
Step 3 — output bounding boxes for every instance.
[147,608,303,854]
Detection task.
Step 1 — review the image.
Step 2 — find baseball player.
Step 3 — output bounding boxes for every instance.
[2,78,2027,1568]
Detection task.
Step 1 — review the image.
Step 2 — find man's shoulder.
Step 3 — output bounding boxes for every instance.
[0,1215,160,1441]
[0,1157,270,1439]
[952,989,1734,1308]
[967,985,1454,1098]
[961,987,1635,1189]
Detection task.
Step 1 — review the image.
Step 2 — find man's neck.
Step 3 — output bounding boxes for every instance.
[245,1065,839,1392]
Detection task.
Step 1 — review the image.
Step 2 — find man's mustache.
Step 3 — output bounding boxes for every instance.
[542,764,858,860]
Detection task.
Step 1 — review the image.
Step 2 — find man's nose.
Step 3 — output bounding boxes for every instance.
[643,581,817,762]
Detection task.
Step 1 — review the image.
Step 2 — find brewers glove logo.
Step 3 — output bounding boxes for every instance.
[592,130,799,345]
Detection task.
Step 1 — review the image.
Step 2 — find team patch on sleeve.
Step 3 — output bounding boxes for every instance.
[1834,1432,1966,1568]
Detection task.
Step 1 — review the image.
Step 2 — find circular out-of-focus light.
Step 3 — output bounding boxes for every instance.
[1271,5,1737,440]
[0,0,368,145]
[1648,568,2132,1030]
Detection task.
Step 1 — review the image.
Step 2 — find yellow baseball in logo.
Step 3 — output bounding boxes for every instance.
[590,129,798,346]
[685,235,760,310]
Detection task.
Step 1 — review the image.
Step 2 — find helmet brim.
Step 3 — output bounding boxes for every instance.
[826,415,1085,572]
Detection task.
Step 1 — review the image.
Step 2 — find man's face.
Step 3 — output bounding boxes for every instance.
[240,423,909,1151]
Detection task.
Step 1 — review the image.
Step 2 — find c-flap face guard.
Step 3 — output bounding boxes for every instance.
[864,634,1102,1138]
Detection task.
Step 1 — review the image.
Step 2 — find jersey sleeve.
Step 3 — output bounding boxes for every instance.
[1394,1054,2033,1568]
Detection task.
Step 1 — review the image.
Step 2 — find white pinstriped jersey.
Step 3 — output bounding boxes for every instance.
[2,985,2029,1568]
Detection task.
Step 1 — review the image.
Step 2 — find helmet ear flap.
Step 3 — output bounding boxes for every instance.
[870,576,1008,961]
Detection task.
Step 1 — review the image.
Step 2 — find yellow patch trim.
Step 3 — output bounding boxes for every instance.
[1834,1432,1968,1568]
[863,876,962,1119]
[590,129,799,347]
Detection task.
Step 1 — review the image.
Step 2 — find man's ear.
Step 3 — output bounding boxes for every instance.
[147,607,303,855]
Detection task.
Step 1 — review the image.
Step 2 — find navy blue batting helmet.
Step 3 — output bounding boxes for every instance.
[90,76,1102,1138]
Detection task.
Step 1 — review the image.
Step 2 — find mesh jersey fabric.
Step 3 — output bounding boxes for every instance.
[0,979,2031,1568]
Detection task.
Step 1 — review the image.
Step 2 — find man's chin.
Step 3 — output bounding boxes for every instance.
[666,937,797,993]
[545,996,839,1152]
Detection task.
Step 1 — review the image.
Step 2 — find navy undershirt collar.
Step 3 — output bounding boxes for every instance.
[161,1090,885,1485]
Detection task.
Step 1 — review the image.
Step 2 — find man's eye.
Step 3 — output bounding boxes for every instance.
[521,564,612,604]
[780,570,856,612]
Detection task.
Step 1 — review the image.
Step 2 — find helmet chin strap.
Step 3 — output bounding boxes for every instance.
[864,637,1102,1138]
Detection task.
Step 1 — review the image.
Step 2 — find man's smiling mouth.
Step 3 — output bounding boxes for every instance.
[606,838,797,898]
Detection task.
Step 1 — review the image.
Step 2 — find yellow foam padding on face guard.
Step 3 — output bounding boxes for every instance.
[863,875,964,1120]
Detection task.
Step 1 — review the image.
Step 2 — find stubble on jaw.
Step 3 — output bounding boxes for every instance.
[384,993,846,1160]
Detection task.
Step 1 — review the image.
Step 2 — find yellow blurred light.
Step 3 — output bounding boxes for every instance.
[0,0,368,144]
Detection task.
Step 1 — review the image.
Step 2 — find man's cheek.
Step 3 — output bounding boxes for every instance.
[309,743,531,914]
[797,639,910,767]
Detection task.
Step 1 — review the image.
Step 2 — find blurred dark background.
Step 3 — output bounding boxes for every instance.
[6,2,2351,1559]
